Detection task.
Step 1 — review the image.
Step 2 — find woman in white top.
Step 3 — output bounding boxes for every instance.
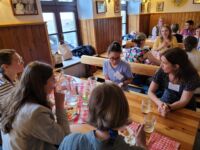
[184,36,200,71]
[1,61,70,150]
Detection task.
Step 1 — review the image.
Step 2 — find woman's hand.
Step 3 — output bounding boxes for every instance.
[158,102,170,117]
[135,124,147,149]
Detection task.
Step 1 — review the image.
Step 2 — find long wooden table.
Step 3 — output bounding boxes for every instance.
[70,90,200,150]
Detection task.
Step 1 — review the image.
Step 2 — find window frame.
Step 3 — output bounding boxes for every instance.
[41,0,80,50]
[121,1,128,35]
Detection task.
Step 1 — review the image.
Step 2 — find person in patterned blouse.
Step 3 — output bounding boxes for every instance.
[125,33,150,63]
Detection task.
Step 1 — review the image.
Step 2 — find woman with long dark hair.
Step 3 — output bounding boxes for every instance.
[1,61,70,150]
[148,48,200,115]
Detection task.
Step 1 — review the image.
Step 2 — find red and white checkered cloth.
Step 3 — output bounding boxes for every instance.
[72,100,89,124]
[148,132,181,150]
[127,121,140,133]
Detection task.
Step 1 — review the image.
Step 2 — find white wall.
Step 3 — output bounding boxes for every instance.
[77,0,93,19]
[141,0,200,14]
[0,0,43,25]
[93,0,121,19]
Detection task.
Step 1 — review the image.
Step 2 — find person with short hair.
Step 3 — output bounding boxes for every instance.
[125,33,160,65]
[171,24,183,43]
[195,25,200,51]
[0,49,24,103]
[180,20,195,38]
[151,17,164,40]
[184,36,200,71]
[1,61,70,150]
[103,41,133,90]
[148,48,200,116]
[59,83,147,150]
[125,33,149,63]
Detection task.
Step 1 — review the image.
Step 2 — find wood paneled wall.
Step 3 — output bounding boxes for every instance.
[149,12,200,34]
[128,11,200,36]
[79,19,96,50]
[128,14,140,33]
[80,17,122,54]
[139,14,150,36]
[0,22,52,65]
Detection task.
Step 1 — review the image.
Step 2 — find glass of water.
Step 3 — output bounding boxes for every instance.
[144,114,156,133]
[64,90,78,121]
[141,99,151,113]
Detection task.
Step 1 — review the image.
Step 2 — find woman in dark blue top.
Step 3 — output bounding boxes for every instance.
[148,48,200,116]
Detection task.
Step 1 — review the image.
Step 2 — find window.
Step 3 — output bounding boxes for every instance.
[121,0,127,36]
[41,0,79,53]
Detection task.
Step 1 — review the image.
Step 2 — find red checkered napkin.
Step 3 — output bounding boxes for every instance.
[148,132,180,150]
[127,121,140,133]
[73,100,89,124]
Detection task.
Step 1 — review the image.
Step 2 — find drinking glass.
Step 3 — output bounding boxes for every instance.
[141,99,151,113]
[64,90,78,121]
[124,127,136,146]
[78,81,89,105]
[144,114,156,133]
[88,76,97,93]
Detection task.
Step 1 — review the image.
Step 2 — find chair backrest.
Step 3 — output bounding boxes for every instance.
[81,55,159,76]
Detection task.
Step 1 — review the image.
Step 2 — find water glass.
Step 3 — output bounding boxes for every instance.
[144,114,156,133]
[141,99,151,113]
[88,76,97,93]
[124,127,136,146]
[64,90,78,120]
[78,81,89,105]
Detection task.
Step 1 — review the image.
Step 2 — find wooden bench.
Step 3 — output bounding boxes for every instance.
[81,55,159,77]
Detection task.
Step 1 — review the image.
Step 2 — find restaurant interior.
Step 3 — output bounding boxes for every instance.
[0,0,200,150]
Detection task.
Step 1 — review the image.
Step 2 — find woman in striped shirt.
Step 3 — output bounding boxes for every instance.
[0,49,24,101]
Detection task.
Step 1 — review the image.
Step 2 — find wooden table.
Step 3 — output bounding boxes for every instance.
[70,90,200,150]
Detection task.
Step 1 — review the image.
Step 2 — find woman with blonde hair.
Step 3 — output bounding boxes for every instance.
[1,61,70,150]
[152,24,178,54]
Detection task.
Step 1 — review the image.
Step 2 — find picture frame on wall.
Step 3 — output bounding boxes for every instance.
[114,0,120,13]
[96,0,107,14]
[193,0,200,4]
[156,1,164,12]
[10,0,38,16]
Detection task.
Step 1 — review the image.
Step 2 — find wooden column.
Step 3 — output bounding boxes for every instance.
[0,22,53,65]
[79,16,122,54]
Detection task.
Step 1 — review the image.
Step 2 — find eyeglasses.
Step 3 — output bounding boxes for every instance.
[109,57,121,61]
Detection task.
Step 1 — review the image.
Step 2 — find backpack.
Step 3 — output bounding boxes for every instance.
[72,45,95,57]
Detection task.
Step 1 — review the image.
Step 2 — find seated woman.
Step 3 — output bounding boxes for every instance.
[0,49,24,102]
[184,36,200,72]
[103,41,133,89]
[148,48,200,116]
[125,33,150,63]
[125,33,160,66]
[152,24,178,55]
[1,61,70,150]
[59,83,146,150]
